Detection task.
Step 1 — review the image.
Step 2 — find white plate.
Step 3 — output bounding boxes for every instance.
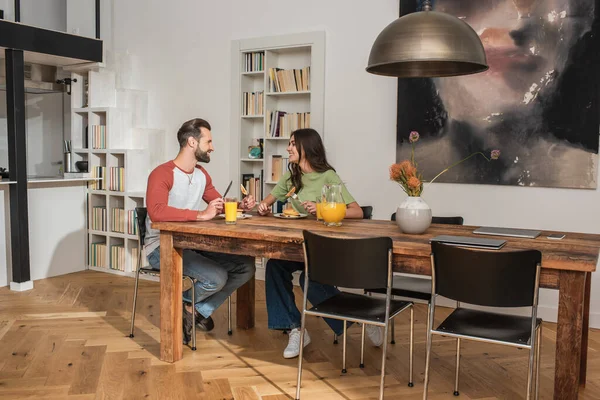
[217,214,252,219]
[273,212,308,219]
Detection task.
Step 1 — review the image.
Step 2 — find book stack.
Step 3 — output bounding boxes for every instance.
[111,207,126,233]
[90,242,107,268]
[91,206,107,231]
[241,172,263,201]
[267,111,310,138]
[128,210,138,236]
[242,91,264,116]
[244,52,264,72]
[92,166,106,190]
[109,167,125,192]
[91,125,106,149]
[110,244,125,271]
[271,155,290,182]
[268,67,310,92]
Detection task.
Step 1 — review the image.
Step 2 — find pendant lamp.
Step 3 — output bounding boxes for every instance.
[366,1,488,78]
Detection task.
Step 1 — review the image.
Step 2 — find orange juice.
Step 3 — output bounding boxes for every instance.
[321,202,346,226]
[316,202,323,220]
[224,200,238,224]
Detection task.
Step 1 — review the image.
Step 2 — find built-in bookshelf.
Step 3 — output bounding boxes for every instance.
[230,32,325,216]
[68,66,164,279]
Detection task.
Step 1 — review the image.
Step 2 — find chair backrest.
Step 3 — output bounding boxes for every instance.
[361,206,373,220]
[432,216,463,225]
[431,242,541,307]
[391,212,464,225]
[135,207,148,246]
[302,230,392,289]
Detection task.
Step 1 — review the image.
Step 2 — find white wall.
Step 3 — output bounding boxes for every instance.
[111,0,600,327]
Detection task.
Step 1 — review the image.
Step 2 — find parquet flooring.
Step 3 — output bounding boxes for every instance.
[0,271,599,399]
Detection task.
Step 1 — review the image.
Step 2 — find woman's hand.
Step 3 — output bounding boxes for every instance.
[301,201,317,216]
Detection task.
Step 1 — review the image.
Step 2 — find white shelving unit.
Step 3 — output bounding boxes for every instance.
[230,32,325,278]
[68,65,164,278]
[230,32,325,206]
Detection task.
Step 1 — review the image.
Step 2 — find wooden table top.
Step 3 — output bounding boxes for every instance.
[153,215,600,273]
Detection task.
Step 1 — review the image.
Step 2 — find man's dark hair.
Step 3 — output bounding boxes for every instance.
[177,118,211,148]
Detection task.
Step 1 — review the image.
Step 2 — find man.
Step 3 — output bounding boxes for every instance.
[145,118,255,343]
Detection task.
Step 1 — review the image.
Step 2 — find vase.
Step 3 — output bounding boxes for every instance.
[396,196,432,234]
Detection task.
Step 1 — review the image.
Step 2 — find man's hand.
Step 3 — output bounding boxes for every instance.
[240,195,256,211]
[197,198,224,221]
[257,201,270,216]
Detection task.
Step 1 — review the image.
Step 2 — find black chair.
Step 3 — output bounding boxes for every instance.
[365,214,464,344]
[128,207,233,351]
[295,230,414,400]
[360,205,373,220]
[424,242,542,399]
[331,205,373,345]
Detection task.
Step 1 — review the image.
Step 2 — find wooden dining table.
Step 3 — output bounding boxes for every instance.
[153,215,599,400]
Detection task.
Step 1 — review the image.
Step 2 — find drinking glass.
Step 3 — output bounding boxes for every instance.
[316,196,324,221]
[224,197,238,224]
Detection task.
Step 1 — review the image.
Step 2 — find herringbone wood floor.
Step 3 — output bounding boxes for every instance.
[0,271,599,399]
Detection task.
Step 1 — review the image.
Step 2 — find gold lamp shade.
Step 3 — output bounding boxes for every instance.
[366,7,488,78]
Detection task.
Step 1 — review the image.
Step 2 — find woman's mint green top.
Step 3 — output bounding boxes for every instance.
[270,170,356,212]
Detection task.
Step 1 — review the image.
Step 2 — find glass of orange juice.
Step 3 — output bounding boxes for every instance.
[316,196,324,221]
[224,197,238,224]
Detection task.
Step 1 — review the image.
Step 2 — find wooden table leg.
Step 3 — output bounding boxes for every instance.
[160,232,183,363]
[580,272,591,386]
[554,270,586,399]
[236,275,255,329]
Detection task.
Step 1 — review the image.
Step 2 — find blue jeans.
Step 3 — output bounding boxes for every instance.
[147,248,255,318]
[265,259,348,336]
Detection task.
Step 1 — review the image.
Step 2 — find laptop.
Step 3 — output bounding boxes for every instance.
[430,235,507,250]
[473,226,541,239]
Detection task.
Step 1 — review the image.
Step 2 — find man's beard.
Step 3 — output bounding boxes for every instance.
[195,147,210,163]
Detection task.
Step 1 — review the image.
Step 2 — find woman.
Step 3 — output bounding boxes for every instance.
[257,128,382,359]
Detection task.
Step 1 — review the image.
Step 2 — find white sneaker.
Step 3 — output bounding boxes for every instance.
[283,328,311,359]
[366,324,384,347]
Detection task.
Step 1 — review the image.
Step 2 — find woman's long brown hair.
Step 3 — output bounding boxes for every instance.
[288,128,335,192]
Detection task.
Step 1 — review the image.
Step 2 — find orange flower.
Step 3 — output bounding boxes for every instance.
[399,160,416,177]
[389,163,403,181]
[407,176,421,189]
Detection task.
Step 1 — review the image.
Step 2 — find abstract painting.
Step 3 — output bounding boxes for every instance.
[396,0,599,189]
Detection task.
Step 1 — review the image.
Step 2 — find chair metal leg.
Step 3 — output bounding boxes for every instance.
[227,296,232,335]
[184,276,197,351]
[454,338,460,396]
[379,320,390,400]
[526,324,537,400]
[408,305,414,387]
[295,314,307,400]
[360,323,366,368]
[333,334,338,344]
[390,317,396,345]
[129,257,142,338]
[342,321,348,373]
[534,324,542,400]
[423,311,433,400]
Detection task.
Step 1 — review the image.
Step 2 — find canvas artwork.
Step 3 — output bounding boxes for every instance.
[396,0,599,189]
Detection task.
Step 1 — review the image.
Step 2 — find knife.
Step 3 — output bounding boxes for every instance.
[222,180,233,199]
